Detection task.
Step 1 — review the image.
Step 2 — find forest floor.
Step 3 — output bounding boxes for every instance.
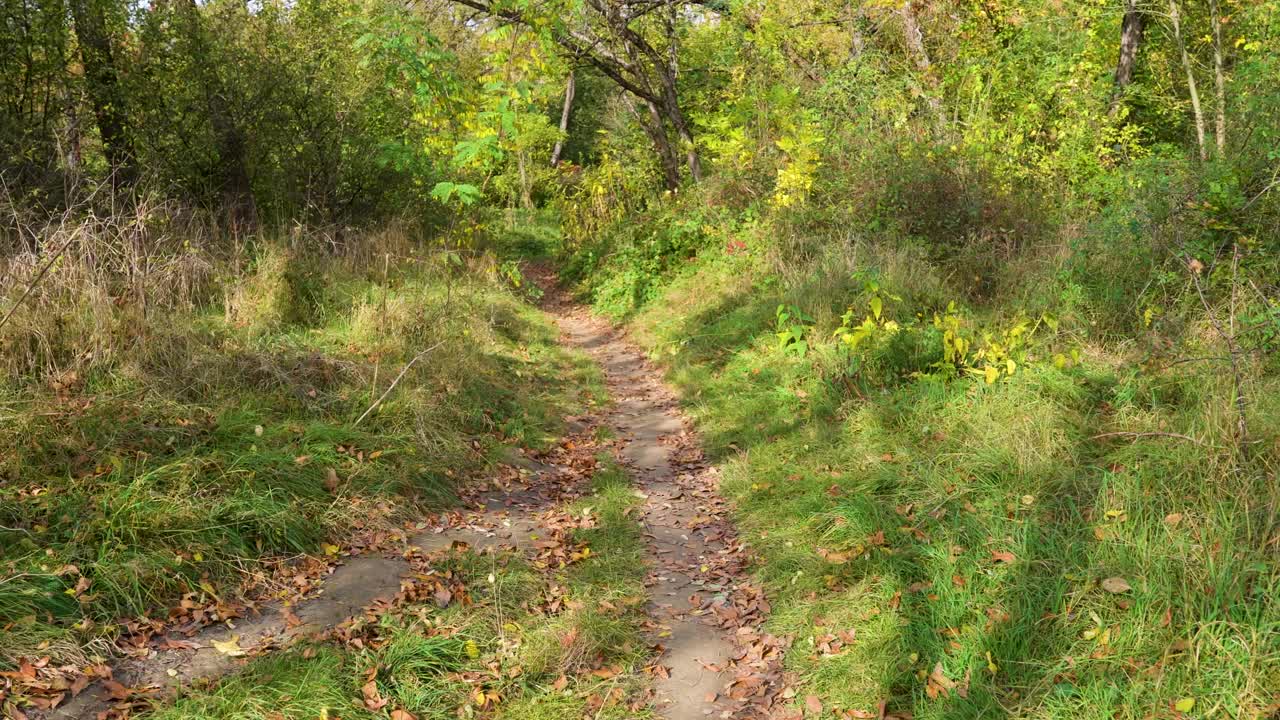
[26,268,791,720]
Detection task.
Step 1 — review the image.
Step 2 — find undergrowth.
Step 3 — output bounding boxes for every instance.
[0,213,598,667]
[559,166,1280,718]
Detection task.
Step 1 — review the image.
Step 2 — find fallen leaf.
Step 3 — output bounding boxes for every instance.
[102,679,131,700]
[990,550,1016,564]
[930,662,955,688]
[1174,698,1195,712]
[805,694,823,714]
[1100,577,1131,594]
[363,680,389,710]
[211,636,246,657]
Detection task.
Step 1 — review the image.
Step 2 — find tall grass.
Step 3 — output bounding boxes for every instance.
[0,195,597,667]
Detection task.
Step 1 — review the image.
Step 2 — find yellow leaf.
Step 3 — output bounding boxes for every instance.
[985,651,998,674]
[212,636,247,657]
[984,366,999,384]
[1174,698,1195,712]
[193,552,203,562]
[323,543,340,556]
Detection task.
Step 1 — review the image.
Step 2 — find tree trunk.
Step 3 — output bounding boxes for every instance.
[622,93,681,191]
[656,74,703,182]
[517,149,532,208]
[1168,0,1207,161]
[644,100,683,191]
[1109,0,1144,116]
[68,0,133,182]
[899,1,946,137]
[551,72,576,166]
[1210,0,1226,156]
[660,2,702,182]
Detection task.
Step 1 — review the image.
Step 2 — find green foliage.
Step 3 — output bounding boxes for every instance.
[775,304,813,357]
[431,181,483,206]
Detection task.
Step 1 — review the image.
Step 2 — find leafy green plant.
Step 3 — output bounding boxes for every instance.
[834,281,903,351]
[431,181,482,206]
[775,304,813,357]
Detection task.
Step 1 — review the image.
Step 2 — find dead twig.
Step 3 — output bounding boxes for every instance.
[353,340,447,426]
[1089,431,1206,446]
[0,228,80,334]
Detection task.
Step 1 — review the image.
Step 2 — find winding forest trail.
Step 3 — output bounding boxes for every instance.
[536,269,789,720]
[41,272,784,720]
[544,280,735,719]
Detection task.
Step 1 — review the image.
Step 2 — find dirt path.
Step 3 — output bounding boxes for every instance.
[39,278,785,720]
[538,274,789,720]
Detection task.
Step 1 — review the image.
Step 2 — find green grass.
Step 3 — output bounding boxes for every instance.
[0,240,603,667]
[149,646,364,720]
[598,218,1280,718]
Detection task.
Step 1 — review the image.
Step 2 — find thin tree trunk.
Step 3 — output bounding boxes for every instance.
[1168,0,1207,161]
[659,2,703,182]
[551,72,576,166]
[1210,0,1226,155]
[658,77,703,182]
[517,149,532,208]
[1109,0,1145,116]
[68,0,133,182]
[899,1,946,137]
[644,100,683,191]
[622,93,681,191]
